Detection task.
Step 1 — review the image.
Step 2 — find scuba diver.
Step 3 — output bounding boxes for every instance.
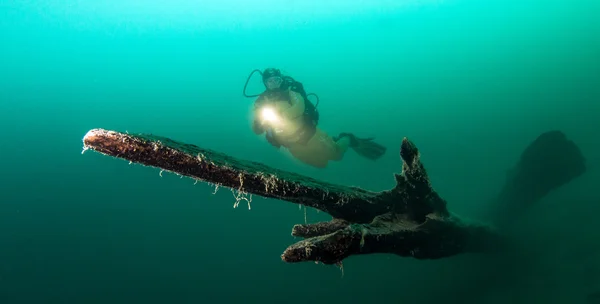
[243,67,387,168]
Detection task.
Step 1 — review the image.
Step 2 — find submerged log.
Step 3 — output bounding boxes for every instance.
[81,128,584,265]
[490,130,586,229]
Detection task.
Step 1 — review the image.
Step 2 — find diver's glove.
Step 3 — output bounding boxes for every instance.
[265,129,281,149]
[252,119,265,134]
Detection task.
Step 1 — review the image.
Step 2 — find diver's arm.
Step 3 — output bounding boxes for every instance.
[252,98,266,135]
[252,118,264,135]
[281,90,306,120]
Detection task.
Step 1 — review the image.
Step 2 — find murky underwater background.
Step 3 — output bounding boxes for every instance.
[1,0,599,303]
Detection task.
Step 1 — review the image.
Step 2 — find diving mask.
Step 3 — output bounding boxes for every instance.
[264,76,283,90]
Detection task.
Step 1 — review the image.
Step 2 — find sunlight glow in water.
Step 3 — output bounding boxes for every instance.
[8,0,448,31]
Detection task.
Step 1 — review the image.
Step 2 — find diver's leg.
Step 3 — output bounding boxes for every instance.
[333,132,387,161]
[288,145,328,168]
[331,135,351,161]
[288,128,347,167]
[311,130,351,162]
[287,128,356,167]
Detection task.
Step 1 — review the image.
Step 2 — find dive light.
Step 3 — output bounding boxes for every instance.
[260,107,280,124]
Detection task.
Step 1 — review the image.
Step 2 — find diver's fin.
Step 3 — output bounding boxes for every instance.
[337,133,387,160]
[352,137,387,160]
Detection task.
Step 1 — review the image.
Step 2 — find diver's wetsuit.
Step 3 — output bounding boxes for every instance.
[252,88,351,168]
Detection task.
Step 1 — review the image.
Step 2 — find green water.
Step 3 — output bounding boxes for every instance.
[1,0,599,303]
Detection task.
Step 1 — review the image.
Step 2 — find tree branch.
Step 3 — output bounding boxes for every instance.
[80,128,509,265]
[490,130,586,229]
[82,128,389,223]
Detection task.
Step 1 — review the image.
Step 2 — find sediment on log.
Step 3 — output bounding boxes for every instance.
[81,128,505,265]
